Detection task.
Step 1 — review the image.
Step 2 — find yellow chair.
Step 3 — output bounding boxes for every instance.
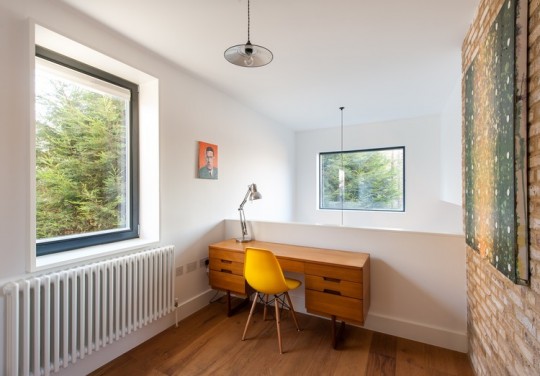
[241,247,301,354]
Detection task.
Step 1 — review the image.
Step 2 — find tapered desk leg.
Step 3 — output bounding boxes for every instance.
[226,290,251,317]
[331,315,346,349]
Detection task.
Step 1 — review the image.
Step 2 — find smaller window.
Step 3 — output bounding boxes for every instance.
[320,147,405,212]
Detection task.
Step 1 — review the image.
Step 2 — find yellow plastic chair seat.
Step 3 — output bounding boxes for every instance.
[285,278,301,290]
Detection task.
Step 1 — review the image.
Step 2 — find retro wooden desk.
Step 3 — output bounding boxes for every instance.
[208,239,370,347]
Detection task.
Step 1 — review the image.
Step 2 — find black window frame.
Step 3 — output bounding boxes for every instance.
[35,46,140,256]
[319,146,406,212]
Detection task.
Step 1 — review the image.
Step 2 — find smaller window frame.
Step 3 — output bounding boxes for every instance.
[319,146,406,212]
[35,46,140,256]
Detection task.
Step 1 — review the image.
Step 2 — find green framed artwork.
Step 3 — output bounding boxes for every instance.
[464,0,528,284]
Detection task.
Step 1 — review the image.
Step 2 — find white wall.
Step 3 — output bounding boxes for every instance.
[0,1,294,374]
[294,115,463,234]
[226,220,468,352]
[440,79,463,206]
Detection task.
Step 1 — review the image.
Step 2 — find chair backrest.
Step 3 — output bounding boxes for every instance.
[244,248,289,295]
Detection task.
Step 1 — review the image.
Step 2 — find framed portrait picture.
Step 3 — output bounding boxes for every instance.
[198,141,218,179]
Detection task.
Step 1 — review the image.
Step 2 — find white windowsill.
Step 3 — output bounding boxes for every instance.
[35,238,160,272]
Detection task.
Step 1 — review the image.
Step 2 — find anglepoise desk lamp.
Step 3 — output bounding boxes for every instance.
[237,183,262,242]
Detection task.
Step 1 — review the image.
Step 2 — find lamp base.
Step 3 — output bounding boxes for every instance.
[236,236,253,243]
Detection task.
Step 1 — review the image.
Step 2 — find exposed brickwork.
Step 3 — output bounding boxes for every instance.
[463,0,540,374]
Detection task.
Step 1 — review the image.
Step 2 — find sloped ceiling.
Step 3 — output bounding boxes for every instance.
[59,0,479,130]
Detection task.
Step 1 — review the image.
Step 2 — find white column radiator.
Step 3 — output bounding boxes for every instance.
[3,245,175,376]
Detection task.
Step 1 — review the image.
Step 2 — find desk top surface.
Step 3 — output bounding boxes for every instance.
[210,239,369,269]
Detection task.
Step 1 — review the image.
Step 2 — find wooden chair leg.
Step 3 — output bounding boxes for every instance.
[275,295,283,354]
[242,292,259,341]
[284,292,301,331]
[263,294,269,321]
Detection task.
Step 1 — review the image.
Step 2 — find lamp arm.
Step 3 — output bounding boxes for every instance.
[238,208,248,238]
[238,186,252,211]
[235,183,259,243]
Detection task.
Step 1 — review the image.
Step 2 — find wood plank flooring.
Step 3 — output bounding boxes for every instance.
[90,297,474,376]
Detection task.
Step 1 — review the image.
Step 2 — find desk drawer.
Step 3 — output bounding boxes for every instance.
[209,248,245,263]
[209,270,246,295]
[305,263,362,283]
[305,275,362,299]
[209,257,244,275]
[305,289,364,324]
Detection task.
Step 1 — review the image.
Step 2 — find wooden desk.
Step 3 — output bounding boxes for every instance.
[208,239,370,347]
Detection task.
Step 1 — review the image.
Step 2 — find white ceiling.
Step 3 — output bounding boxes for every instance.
[59,0,479,131]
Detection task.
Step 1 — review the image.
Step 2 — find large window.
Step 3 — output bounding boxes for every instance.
[35,46,139,256]
[320,147,405,212]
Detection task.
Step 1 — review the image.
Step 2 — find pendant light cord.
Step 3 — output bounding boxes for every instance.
[247,0,251,43]
[340,107,344,153]
[340,107,345,226]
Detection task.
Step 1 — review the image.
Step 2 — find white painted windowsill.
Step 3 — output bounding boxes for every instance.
[35,238,160,272]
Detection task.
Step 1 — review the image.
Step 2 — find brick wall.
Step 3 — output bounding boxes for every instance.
[463,0,540,375]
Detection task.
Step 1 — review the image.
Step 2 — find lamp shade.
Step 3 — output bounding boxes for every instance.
[224,42,273,67]
[249,184,262,200]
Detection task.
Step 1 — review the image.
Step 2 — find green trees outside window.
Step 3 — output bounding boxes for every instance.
[320,147,404,211]
[35,47,139,255]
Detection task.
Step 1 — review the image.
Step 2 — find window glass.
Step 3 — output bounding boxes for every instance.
[320,147,405,211]
[35,47,139,255]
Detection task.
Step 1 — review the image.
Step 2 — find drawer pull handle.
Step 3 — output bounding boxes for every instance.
[221,269,232,274]
[323,277,341,283]
[323,289,341,296]
[221,259,232,264]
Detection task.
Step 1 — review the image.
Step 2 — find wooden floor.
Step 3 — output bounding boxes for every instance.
[90,297,474,376]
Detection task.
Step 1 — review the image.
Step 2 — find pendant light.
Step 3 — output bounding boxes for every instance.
[224,0,273,67]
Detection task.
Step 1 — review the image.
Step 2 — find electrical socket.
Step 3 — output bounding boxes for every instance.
[200,257,209,268]
[187,261,197,273]
[175,266,183,277]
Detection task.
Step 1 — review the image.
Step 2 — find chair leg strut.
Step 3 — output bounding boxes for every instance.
[263,294,269,321]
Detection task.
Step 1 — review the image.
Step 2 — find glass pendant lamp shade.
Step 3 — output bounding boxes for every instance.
[225,0,273,68]
[224,42,273,67]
